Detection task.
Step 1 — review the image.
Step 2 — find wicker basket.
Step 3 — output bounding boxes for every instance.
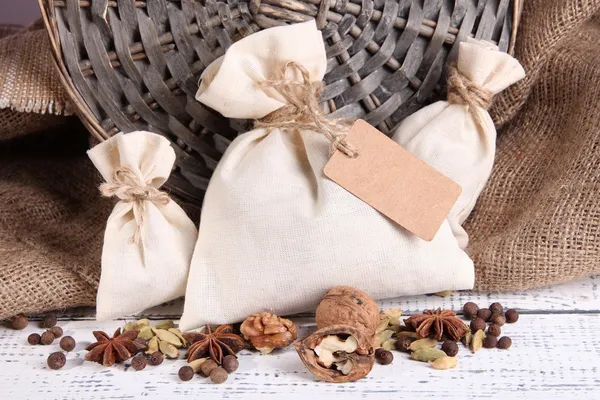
[39,0,521,207]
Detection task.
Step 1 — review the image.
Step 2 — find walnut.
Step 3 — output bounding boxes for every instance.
[315,286,380,336]
[294,325,374,383]
[240,312,297,354]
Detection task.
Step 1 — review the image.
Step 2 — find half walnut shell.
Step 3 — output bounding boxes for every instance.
[294,325,375,383]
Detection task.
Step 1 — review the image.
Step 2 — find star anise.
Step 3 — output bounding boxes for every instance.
[184,325,246,365]
[404,308,469,341]
[85,328,139,367]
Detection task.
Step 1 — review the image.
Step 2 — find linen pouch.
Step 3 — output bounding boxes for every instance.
[180,21,474,330]
[393,39,525,249]
[88,131,198,320]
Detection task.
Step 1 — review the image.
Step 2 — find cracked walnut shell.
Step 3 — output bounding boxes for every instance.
[240,312,297,354]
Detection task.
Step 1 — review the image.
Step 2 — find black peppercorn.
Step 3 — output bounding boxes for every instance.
[490,314,506,326]
[487,324,502,337]
[476,309,492,322]
[462,302,479,320]
[131,355,147,371]
[59,336,76,352]
[395,335,414,352]
[483,335,498,349]
[148,351,164,366]
[489,302,504,315]
[375,348,393,365]
[179,366,194,381]
[41,330,55,345]
[222,355,239,373]
[201,360,219,376]
[41,314,57,329]
[210,367,229,384]
[497,336,512,349]
[28,333,41,345]
[10,314,28,330]
[505,309,519,323]
[470,317,487,333]
[50,326,63,338]
[441,340,459,357]
[47,352,66,370]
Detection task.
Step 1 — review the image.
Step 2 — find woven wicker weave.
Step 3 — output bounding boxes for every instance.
[39,0,520,205]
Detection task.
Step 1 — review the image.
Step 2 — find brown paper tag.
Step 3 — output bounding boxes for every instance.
[323,120,461,241]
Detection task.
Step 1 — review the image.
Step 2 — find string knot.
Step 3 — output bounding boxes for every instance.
[254,62,358,158]
[100,168,170,244]
[447,65,494,111]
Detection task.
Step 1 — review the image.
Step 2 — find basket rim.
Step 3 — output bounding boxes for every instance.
[38,0,523,143]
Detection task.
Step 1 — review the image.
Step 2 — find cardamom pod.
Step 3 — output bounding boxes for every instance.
[188,358,209,373]
[146,336,159,354]
[430,356,457,370]
[168,328,188,347]
[153,328,183,347]
[380,309,403,326]
[159,340,179,359]
[433,290,453,297]
[462,331,473,347]
[136,318,151,327]
[408,338,437,352]
[375,329,395,347]
[471,329,485,354]
[411,348,447,362]
[381,339,397,351]
[375,318,390,334]
[138,326,154,341]
[154,320,175,330]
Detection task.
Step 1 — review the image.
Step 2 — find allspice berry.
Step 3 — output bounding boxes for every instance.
[497,336,512,349]
[470,317,487,333]
[210,367,229,384]
[462,302,479,320]
[395,335,413,352]
[200,360,218,376]
[178,366,194,381]
[490,314,506,327]
[50,326,64,338]
[10,314,28,330]
[483,335,498,349]
[476,308,492,322]
[28,333,41,345]
[41,314,57,329]
[505,309,519,323]
[131,355,147,371]
[375,348,393,365]
[47,352,66,370]
[489,302,504,315]
[148,351,164,366]
[441,340,459,357]
[488,324,502,337]
[59,336,76,352]
[222,355,239,373]
[41,330,55,345]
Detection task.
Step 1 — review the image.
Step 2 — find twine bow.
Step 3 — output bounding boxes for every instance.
[100,167,170,244]
[254,62,358,158]
[447,64,494,133]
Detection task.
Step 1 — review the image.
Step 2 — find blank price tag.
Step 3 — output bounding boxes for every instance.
[324,120,461,241]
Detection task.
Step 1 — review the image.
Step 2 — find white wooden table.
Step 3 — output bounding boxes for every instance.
[1,276,599,400]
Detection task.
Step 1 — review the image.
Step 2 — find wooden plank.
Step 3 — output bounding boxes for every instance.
[0,313,599,399]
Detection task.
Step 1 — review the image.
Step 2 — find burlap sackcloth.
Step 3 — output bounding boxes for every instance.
[2,0,600,320]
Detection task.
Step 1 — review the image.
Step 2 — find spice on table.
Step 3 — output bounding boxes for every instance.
[188,358,208,373]
[497,336,512,349]
[240,312,297,354]
[47,352,66,370]
[490,314,506,326]
[184,325,246,365]
[50,326,64,338]
[430,356,458,370]
[60,336,76,352]
[470,317,486,334]
[41,330,55,345]
[28,333,41,345]
[200,359,218,376]
[483,335,498,349]
[210,367,229,384]
[222,355,239,373]
[441,340,459,357]
[125,319,186,358]
[41,315,57,329]
[476,308,492,322]
[404,309,469,341]
[505,309,519,323]
[489,302,504,315]
[375,348,393,365]
[131,354,147,371]
[408,338,437,352]
[471,330,485,353]
[10,314,28,330]
[148,351,164,366]
[462,302,479,320]
[84,328,138,367]
[487,324,502,337]
[395,335,414,352]
[178,366,195,381]
[411,348,447,362]
[462,331,473,347]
